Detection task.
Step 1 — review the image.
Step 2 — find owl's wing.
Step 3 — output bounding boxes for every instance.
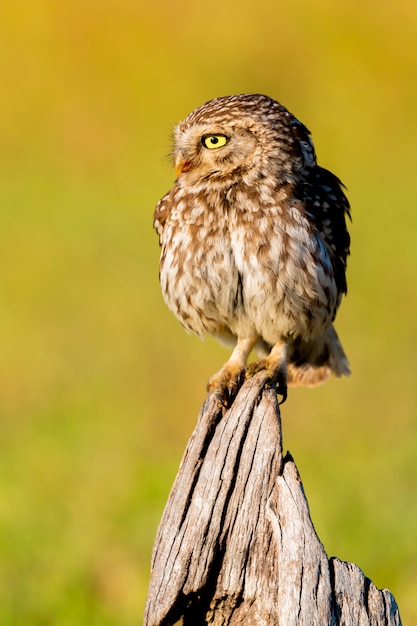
[302,165,351,298]
[287,119,350,297]
[153,191,171,244]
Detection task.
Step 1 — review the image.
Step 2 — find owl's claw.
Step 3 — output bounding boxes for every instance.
[207,366,245,408]
[245,359,288,404]
[275,379,288,404]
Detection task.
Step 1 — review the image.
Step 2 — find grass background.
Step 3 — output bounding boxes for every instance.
[1,0,416,624]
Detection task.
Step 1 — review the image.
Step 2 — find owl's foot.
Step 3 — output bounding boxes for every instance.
[207,335,259,407]
[207,364,245,408]
[245,360,287,403]
[245,340,289,403]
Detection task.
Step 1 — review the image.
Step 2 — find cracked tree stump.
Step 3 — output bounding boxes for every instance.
[144,373,402,625]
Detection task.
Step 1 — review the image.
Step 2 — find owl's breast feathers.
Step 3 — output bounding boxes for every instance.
[154,166,350,342]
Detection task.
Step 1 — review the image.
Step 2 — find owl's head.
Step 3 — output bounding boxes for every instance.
[172,94,315,188]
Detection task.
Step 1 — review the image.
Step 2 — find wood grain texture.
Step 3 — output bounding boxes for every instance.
[144,374,401,625]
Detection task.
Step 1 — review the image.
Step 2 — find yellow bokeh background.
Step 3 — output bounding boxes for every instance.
[1,0,416,623]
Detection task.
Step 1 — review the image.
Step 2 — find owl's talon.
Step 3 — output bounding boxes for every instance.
[270,378,288,404]
[262,374,288,404]
[214,390,232,410]
[207,366,244,408]
[245,359,288,403]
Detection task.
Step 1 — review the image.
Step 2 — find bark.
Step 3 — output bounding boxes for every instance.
[144,374,401,626]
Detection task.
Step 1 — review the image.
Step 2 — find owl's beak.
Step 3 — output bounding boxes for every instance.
[174,154,193,176]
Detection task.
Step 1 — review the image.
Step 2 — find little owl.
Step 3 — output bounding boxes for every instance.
[154,94,350,403]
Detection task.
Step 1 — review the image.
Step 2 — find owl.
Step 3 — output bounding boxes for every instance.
[154,94,350,404]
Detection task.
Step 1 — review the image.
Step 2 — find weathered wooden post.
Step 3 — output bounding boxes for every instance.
[144,374,402,625]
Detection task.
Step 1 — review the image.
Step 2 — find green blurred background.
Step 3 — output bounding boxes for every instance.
[1,0,416,624]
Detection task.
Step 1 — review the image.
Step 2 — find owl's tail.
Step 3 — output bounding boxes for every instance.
[287,325,350,388]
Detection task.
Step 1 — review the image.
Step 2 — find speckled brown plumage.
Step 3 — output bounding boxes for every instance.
[154,94,351,403]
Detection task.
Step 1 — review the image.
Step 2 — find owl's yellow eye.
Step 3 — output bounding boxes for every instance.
[201,134,228,150]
